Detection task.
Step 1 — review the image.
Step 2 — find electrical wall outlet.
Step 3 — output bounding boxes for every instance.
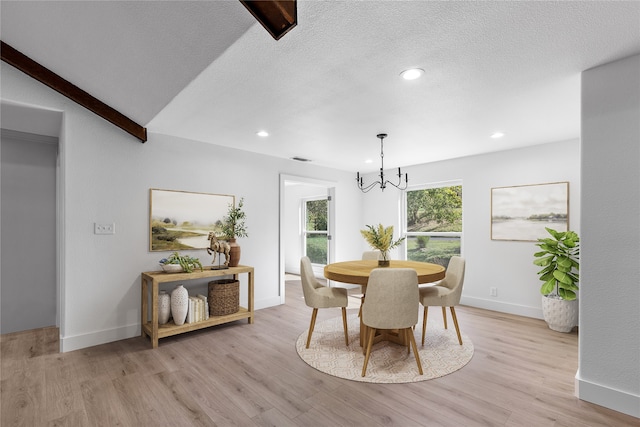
[94,223,115,235]
[490,287,498,297]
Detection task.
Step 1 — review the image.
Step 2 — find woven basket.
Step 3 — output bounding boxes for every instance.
[208,279,239,316]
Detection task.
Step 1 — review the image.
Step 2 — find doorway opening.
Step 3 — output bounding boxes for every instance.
[1,102,63,347]
[279,174,335,304]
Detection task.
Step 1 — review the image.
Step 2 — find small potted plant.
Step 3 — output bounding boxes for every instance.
[160,251,203,273]
[533,227,580,332]
[360,224,405,266]
[220,197,248,267]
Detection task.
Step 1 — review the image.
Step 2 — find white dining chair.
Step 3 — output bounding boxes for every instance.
[361,268,423,377]
[300,256,349,348]
[419,256,466,345]
[361,250,381,260]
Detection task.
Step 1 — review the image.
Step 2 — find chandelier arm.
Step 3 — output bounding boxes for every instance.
[385,168,408,190]
[385,179,408,190]
[359,180,382,193]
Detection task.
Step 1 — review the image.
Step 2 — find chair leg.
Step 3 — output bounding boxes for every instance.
[407,327,423,375]
[305,308,318,349]
[406,328,410,354]
[421,306,428,345]
[449,306,463,345]
[361,327,376,377]
[341,307,349,346]
[442,306,448,329]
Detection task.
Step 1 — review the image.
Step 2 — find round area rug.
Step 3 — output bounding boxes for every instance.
[296,314,473,383]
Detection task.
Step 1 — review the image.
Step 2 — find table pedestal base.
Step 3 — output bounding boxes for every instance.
[360,322,409,353]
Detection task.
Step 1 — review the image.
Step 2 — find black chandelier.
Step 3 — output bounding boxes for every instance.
[356,133,408,193]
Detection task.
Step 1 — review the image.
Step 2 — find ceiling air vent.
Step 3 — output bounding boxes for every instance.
[291,156,311,162]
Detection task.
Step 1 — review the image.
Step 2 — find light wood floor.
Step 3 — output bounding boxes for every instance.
[2,280,637,426]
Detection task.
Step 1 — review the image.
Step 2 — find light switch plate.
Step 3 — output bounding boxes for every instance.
[94,223,115,235]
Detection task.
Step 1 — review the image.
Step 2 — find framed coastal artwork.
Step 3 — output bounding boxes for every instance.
[491,182,569,241]
[149,189,234,251]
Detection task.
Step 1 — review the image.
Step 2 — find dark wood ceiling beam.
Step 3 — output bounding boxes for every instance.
[240,0,297,40]
[1,40,147,142]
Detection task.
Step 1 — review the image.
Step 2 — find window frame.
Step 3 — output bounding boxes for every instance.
[402,180,463,264]
[301,196,329,266]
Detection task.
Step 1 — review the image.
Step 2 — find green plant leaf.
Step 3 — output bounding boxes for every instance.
[560,282,580,292]
[558,288,577,300]
[539,271,555,281]
[546,227,565,240]
[540,278,556,295]
[558,256,572,266]
[553,270,575,285]
[533,256,554,266]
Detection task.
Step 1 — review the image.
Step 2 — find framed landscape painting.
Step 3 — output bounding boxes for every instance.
[149,189,234,251]
[491,182,569,241]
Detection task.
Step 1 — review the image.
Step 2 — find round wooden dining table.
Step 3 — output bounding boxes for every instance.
[324,259,445,286]
[324,260,446,349]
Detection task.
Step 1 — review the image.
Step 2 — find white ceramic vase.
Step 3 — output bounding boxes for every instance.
[158,291,171,325]
[171,285,189,326]
[541,295,578,333]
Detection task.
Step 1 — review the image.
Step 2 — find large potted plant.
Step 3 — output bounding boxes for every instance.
[221,197,248,267]
[533,227,580,332]
[360,224,405,266]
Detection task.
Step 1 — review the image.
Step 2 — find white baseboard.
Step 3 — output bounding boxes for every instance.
[460,296,544,319]
[576,375,640,418]
[61,297,281,352]
[61,323,140,352]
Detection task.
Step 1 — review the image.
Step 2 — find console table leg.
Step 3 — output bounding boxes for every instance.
[141,277,148,338]
[248,270,254,324]
[151,280,159,348]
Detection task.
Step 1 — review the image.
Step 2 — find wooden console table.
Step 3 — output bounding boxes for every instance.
[141,265,254,348]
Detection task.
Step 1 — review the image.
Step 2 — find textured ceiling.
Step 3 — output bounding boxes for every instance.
[1,0,255,124]
[2,1,640,173]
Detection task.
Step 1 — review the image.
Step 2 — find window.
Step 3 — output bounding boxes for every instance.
[404,182,462,268]
[303,197,328,265]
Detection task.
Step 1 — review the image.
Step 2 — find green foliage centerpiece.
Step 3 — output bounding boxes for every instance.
[220,198,248,267]
[360,224,405,266]
[221,197,248,240]
[160,252,203,273]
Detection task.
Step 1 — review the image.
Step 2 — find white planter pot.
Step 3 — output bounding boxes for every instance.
[541,295,578,333]
[162,264,183,273]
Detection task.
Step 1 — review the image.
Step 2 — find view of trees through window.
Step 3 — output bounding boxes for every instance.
[405,185,462,267]
[304,198,328,264]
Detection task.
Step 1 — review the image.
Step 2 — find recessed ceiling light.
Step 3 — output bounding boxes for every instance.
[365,159,373,164]
[400,68,424,81]
[256,130,269,137]
[491,132,505,139]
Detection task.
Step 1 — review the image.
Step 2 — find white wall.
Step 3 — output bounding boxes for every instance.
[579,54,639,418]
[1,62,363,352]
[361,139,581,319]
